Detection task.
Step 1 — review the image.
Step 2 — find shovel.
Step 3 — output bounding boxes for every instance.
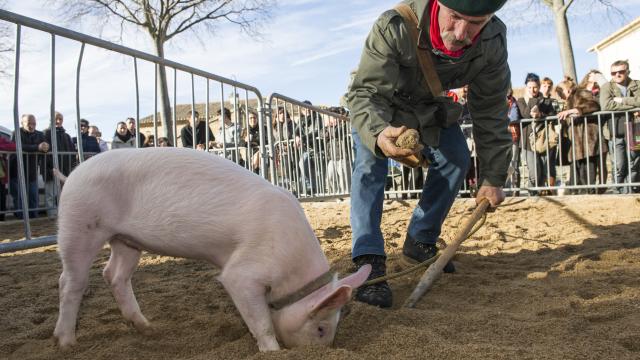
[404,198,491,308]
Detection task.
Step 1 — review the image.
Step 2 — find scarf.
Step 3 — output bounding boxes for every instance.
[428,0,479,58]
[115,131,132,143]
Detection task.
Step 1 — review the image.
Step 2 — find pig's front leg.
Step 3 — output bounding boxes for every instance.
[218,271,280,351]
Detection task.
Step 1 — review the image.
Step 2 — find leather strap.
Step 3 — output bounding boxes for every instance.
[394,3,444,97]
[268,270,335,311]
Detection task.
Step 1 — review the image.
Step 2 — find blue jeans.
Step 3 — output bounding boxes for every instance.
[609,136,640,193]
[350,125,470,259]
[9,178,39,219]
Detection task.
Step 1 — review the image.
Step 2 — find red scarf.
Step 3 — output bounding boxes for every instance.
[429,0,479,58]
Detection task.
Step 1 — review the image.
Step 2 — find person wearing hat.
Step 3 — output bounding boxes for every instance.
[348,0,511,308]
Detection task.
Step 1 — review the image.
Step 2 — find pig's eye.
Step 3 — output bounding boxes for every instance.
[317,326,325,337]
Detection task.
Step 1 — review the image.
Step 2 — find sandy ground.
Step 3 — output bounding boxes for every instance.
[1,195,639,359]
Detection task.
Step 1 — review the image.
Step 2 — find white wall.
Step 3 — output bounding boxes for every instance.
[594,26,640,81]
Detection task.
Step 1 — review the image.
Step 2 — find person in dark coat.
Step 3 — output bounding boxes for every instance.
[72,119,102,158]
[516,73,558,194]
[294,101,323,195]
[180,110,215,150]
[243,110,266,174]
[42,111,76,217]
[126,117,146,147]
[9,114,50,219]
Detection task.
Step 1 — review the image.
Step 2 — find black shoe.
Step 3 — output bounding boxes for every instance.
[353,255,393,308]
[402,235,455,273]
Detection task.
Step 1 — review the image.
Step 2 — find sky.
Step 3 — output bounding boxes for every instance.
[0,0,639,141]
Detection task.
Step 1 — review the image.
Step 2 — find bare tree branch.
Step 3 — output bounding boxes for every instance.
[0,0,14,77]
[95,0,145,26]
[168,1,234,39]
[591,0,628,25]
[507,0,627,81]
[560,0,575,14]
[48,0,275,138]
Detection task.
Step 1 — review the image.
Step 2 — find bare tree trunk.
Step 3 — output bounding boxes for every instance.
[153,38,173,139]
[550,0,577,81]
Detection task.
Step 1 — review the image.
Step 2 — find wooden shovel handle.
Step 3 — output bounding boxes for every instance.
[404,198,490,308]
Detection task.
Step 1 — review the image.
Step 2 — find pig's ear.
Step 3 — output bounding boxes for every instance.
[309,285,352,319]
[308,265,372,319]
[337,264,371,289]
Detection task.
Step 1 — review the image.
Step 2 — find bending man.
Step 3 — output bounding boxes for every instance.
[349,0,511,308]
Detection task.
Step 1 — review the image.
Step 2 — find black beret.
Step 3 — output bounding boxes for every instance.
[438,0,507,16]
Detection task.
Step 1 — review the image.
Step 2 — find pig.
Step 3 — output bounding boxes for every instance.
[53,147,370,351]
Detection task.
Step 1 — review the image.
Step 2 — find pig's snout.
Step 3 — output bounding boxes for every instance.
[271,265,371,349]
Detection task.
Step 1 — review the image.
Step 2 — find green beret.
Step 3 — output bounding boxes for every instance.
[438,0,507,16]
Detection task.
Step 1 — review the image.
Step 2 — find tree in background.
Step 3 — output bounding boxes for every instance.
[0,0,14,77]
[52,0,274,139]
[531,0,624,81]
[541,0,622,81]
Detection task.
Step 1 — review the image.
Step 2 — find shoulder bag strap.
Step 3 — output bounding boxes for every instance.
[394,3,444,97]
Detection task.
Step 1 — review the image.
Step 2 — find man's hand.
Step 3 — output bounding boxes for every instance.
[38,142,50,152]
[557,108,579,121]
[376,126,420,158]
[475,185,505,208]
[530,105,541,119]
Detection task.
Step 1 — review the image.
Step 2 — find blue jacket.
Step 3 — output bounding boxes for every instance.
[73,133,101,155]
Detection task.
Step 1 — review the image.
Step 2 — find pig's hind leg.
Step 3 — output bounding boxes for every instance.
[102,237,151,334]
[54,227,112,349]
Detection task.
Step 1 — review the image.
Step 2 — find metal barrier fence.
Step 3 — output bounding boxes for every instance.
[0,9,267,249]
[0,150,81,220]
[509,110,640,195]
[256,99,639,200]
[2,10,639,253]
[266,94,352,200]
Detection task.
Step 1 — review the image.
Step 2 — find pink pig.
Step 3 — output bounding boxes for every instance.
[53,147,370,351]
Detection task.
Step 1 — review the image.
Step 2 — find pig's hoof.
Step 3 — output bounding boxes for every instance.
[134,321,154,336]
[257,338,281,352]
[56,336,77,351]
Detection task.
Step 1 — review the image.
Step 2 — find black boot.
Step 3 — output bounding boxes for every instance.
[353,255,393,308]
[402,235,456,273]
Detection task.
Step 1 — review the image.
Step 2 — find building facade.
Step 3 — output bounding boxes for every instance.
[589,16,640,76]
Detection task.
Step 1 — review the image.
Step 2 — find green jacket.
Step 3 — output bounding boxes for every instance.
[599,79,640,111]
[599,78,640,136]
[348,0,511,187]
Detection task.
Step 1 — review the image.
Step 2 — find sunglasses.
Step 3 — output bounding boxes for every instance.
[611,70,627,76]
[80,124,88,128]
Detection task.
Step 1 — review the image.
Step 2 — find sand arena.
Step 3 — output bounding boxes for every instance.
[1,196,639,359]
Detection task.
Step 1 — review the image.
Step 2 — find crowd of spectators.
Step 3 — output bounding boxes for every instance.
[454,59,639,196]
[0,103,352,219]
[0,113,153,220]
[1,59,639,220]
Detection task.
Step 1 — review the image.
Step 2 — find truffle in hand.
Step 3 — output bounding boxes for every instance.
[395,129,420,150]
